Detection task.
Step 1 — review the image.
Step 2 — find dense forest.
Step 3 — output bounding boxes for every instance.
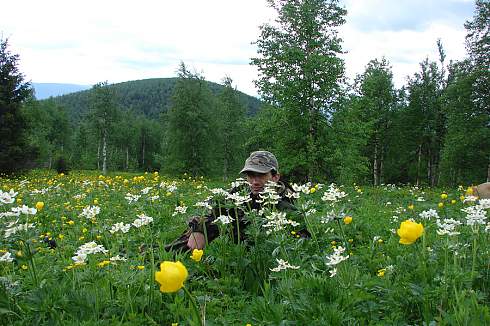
[1,0,488,186]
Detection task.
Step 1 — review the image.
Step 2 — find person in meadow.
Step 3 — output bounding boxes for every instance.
[165,151,305,252]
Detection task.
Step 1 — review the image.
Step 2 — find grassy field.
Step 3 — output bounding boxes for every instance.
[0,170,489,325]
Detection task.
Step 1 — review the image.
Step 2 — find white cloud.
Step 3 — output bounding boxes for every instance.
[2,0,474,96]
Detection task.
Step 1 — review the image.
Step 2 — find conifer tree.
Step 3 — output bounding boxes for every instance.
[0,38,35,174]
[163,63,215,176]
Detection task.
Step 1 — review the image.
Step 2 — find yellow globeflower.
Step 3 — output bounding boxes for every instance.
[438,202,444,208]
[440,193,448,200]
[407,204,414,210]
[397,220,424,245]
[343,216,353,225]
[377,268,386,277]
[36,201,45,211]
[309,187,316,194]
[155,261,188,293]
[190,249,203,262]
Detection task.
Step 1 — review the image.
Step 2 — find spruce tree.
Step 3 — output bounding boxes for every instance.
[0,38,34,174]
[163,63,215,176]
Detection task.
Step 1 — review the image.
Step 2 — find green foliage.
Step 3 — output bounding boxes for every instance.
[215,77,248,180]
[162,63,217,176]
[439,60,489,184]
[1,170,489,324]
[0,38,36,174]
[251,0,346,180]
[49,78,261,122]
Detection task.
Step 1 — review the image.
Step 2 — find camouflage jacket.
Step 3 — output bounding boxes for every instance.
[164,181,300,252]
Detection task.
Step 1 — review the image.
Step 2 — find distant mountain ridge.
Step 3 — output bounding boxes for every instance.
[32,83,91,99]
[40,78,261,121]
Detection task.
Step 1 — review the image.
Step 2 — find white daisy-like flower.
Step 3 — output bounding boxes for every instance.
[214,215,234,225]
[270,258,300,272]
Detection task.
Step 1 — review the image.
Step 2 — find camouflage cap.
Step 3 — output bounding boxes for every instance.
[240,151,279,174]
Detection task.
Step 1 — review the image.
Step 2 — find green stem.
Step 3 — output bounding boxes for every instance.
[182,286,202,326]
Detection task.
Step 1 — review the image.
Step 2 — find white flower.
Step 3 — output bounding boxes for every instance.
[132,213,153,228]
[214,215,234,225]
[329,268,337,278]
[325,246,349,267]
[321,183,347,203]
[125,193,141,204]
[416,197,425,202]
[0,252,14,263]
[270,258,300,272]
[292,183,311,194]
[210,188,229,196]
[436,218,462,236]
[231,178,247,189]
[110,255,127,263]
[109,222,131,234]
[73,193,87,200]
[80,205,100,219]
[11,205,37,215]
[419,209,439,220]
[226,193,252,206]
[263,211,299,234]
[0,189,17,205]
[172,205,188,216]
[195,201,212,210]
[4,223,35,238]
[141,187,153,195]
[462,205,487,226]
[76,241,108,255]
[72,253,87,265]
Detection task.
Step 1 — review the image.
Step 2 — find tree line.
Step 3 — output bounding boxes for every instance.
[0,0,488,186]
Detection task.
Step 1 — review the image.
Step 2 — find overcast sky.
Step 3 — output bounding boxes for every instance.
[2,0,476,97]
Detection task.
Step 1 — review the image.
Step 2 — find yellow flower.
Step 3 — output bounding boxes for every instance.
[98,260,111,268]
[309,187,316,194]
[397,220,424,245]
[172,323,178,326]
[16,251,23,257]
[466,187,473,195]
[155,261,188,293]
[377,239,384,244]
[58,234,64,240]
[460,195,465,201]
[343,216,353,225]
[82,228,88,233]
[190,249,203,262]
[93,199,99,205]
[377,268,386,277]
[451,199,456,204]
[440,193,448,200]
[348,238,353,243]
[407,204,414,210]
[136,265,145,270]
[68,220,75,225]
[36,201,45,211]
[21,264,28,270]
[438,202,444,208]
[16,198,22,203]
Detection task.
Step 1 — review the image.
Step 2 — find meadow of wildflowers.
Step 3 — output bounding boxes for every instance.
[0,170,489,325]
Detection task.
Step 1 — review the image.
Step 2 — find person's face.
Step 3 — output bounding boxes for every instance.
[246,171,280,195]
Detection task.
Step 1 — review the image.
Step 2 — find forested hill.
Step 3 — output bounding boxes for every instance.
[48,78,262,121]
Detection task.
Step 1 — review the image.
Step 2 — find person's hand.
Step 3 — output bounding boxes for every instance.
[187,232,206,250]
